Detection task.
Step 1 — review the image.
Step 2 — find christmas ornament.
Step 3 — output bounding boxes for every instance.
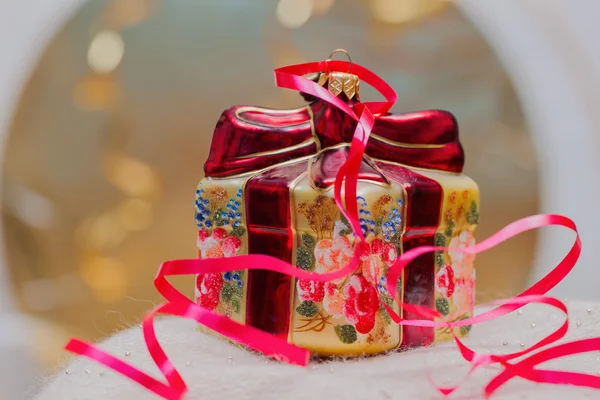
[194,50,478,354]
[65,51,597,400]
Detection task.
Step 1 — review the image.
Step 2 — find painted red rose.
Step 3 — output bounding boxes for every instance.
[222,236,242,257]
[382,243,398,266]
[435,264,455,298]
[197,229,211,252]
[196,273,223,310]
[198,229,209,242]
[297,279,325,302]
[370,238,383,255]
[358,241,371,261]
[211,227,228,240]
[343,275,379,334]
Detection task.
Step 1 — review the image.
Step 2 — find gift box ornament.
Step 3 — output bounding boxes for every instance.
[62,53,588,400]
[194,56,479,355]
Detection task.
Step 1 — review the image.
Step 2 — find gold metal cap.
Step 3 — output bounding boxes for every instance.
[317,49,360,100]
[317,71,360,100]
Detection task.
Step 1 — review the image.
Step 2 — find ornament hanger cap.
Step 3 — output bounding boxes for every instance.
[318,49,359,100]
[327,48,352,73]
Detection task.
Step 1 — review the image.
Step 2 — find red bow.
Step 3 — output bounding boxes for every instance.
[205,60,463,178]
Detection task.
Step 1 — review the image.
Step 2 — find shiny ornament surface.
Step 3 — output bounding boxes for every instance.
[195,70,478,354]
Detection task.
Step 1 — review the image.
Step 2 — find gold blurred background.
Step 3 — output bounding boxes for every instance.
[2,0,538,369]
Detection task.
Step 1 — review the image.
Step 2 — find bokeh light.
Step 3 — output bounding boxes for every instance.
[79,256,129,303]
[276,0,313,29]
[372,0,447,24]
[87,30,125,74]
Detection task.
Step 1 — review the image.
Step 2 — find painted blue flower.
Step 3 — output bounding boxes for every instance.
[364,210,371,216]
[397,199,403,205]
[195,189,201,195]
[232,273,240,280]
[231,205,238,212]
[235,212,241,218]
[369,228,375,234]
[234,201,240,208]
[359,218,365,224]
[224,272,232,281]
[236,189,242,198]
[234,221,241,227]
[228,211,235,219]
[237,280,243,287]
[202,199,209,205]
[202,209,210,217]
[384,235,391,242]
[226,203,231,209]
[221,211,228,218]
[359,209,366,215]
[195,214,205,224]
[204,220,213,228]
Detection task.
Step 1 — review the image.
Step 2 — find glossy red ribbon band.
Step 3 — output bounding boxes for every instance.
[65,60,596,400]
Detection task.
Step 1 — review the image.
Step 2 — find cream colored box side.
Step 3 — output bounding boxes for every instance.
[413,169,479,342]
[288,175,404,356]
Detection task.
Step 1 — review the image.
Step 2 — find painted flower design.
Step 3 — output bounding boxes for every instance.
[314,236,354,280]
[343,275,379,334]
[194,185,246,316]
[197,230,219,254]
[381,243,397,266]
[297,279,325,302]
[211,227,228,240]
[362,254,384,285]
[361,239,397,284]
[197,228,242,258]
[323,282,345,318]
[196,273,223,310]
[435,264,455,298]
[195,185,243,231]
[358,240,371,261]
[453,276,475,312]
[222,236,242,257]
[204,246,224,259]
[448,230,476,280]
[370,238,383,255]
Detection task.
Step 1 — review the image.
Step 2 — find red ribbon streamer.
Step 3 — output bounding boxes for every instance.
[65,60,597,400]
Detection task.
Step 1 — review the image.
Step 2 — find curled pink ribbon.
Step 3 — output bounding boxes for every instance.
[65,60,596,400]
